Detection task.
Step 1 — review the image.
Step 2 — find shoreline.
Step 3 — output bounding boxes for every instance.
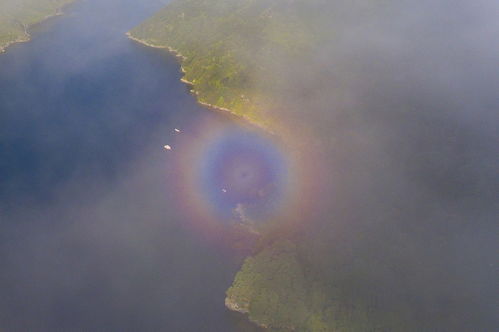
[126,32,274,135]
[125,32,187,61]
[225,297,269,330]
[0,5,70,54]
[127,31,277,331]
[0,35,30,54]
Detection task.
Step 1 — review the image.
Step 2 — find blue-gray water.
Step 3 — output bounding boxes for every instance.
[0,0,260,330]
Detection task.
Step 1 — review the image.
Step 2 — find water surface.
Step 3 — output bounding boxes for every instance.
[0,0,260,330]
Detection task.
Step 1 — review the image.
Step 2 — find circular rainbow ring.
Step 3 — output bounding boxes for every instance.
[170,117,322,238]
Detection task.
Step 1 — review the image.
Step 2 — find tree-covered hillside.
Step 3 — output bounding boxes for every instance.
[0,0,73,52]
[226,240,412,331]
[129,0,328,127]
[131,0,498,331]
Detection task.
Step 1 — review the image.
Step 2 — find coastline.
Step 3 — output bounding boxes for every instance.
[225,296,270,330]
[0,5,71,54]
[0,35,30,54]
[224,297,249,314]
[125,32,187,60]
[126,32,277,331]
[126,32,274,135]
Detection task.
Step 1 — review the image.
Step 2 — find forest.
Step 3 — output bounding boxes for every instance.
[0,0,73,52]
[131,0,497,330]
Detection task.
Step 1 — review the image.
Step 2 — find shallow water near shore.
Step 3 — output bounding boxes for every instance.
[0,0,262,330]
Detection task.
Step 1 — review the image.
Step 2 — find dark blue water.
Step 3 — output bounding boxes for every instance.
[0,0,260,330]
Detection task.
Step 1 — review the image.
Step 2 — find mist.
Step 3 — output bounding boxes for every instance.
[0,0,259,330]
[255,0,498,329]
[0,0,497,330]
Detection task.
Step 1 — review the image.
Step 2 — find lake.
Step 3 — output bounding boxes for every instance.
[0,0,261,330]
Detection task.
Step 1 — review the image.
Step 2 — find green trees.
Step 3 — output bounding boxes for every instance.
[226,241,310,330]
[129,1,454,331]
[226,238,415,331]
[129,0,317,124]
[0,0,74,52]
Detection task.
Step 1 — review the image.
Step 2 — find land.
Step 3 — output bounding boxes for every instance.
[130,0,494,331]
[129,2,398,329]
[226,239,416,332]
[127,1,425,331]
[0,0,74,53]
[128,0,327,130]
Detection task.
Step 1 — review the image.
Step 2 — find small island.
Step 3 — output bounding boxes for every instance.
[0,0,74,53]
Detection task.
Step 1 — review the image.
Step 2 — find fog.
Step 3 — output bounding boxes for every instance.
[0,0,259,330]
[0,0,497,330]
[257,0,498,329]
